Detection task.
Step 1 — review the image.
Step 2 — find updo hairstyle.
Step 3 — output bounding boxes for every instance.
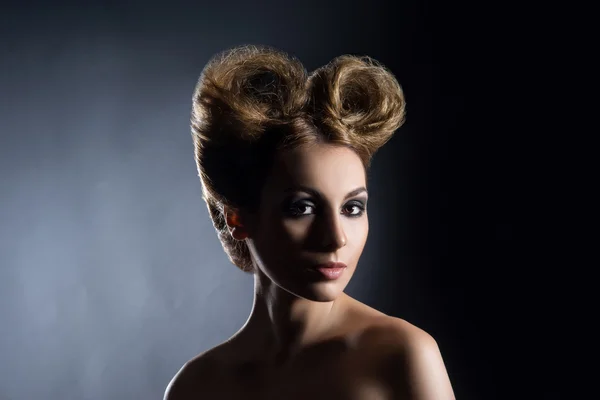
[191,45,405,272]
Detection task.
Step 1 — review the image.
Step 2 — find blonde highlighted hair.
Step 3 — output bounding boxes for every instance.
[191,45,406,272]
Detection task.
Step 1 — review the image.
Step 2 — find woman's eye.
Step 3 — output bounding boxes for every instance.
[344,202,366,217]
[287,202,315,217]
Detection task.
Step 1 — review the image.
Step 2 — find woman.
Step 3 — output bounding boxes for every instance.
[165,45,455,399]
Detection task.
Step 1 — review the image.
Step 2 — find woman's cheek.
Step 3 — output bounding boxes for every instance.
[281,219,312,241]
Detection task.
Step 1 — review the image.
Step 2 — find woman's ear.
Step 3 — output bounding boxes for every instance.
[223,206,249,241]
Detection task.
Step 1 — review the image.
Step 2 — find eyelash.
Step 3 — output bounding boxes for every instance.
[286,200,366,218]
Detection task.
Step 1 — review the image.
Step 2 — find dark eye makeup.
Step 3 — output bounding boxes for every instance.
[283,198,367,218]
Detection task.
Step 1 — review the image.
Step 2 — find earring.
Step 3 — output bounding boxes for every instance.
[229,216,246,239]
[225,208,248,240]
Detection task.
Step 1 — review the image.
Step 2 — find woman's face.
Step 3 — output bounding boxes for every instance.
[245,142,369,302]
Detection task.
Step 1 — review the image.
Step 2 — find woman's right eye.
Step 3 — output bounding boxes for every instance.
[286,202,315,217]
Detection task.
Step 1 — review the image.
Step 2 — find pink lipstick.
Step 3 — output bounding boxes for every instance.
[311,262,347,280]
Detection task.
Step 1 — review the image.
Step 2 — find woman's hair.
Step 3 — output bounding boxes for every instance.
[191,44,406,272]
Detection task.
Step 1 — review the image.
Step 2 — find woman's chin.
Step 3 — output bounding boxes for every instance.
[285,280,348,302]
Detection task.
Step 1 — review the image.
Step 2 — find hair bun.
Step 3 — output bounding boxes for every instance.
[192,45,308,143]
[308,55,406,151]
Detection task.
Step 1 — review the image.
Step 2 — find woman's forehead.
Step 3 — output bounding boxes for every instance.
[264,143,367,196]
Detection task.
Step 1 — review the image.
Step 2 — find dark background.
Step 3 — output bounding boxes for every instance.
[1,1,558,399]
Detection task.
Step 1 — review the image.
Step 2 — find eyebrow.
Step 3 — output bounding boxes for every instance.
[283,185,368,201]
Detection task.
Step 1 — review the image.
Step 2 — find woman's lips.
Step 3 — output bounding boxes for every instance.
[315,267,346,280]
[310,262,347,280]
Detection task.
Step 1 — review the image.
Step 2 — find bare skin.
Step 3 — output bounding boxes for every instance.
[165,143,455,399]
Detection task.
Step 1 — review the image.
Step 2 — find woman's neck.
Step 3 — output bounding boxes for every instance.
[230,269,349,366]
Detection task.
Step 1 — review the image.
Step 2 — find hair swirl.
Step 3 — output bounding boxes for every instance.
[307,55,406,159]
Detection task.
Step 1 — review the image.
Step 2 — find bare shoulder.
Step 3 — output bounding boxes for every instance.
[360,315,437,350]
[343,296,434,349]
[360,315,456,400]
[163,346,226,400]
[341,297,455,399]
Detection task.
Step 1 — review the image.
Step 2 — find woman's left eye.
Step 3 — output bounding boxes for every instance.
[343,202,366,217]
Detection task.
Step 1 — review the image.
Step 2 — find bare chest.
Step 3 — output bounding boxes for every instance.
[214,342,391,400]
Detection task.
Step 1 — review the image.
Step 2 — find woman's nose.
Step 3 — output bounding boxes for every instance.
[318,212,347,250]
